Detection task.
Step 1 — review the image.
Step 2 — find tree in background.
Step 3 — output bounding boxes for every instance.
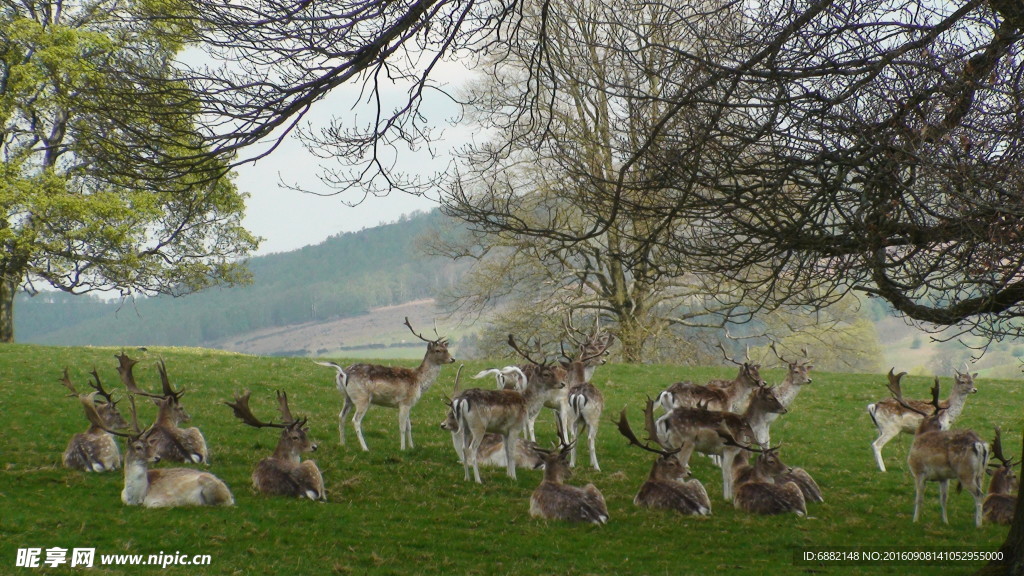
[0,0,258,342]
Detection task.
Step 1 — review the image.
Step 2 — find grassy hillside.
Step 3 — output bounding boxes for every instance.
[1,344,1020,575]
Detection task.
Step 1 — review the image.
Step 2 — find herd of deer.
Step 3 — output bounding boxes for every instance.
[57,316,1019,529]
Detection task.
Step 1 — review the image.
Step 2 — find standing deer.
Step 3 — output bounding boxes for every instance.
[317,317,455,451]
[60,369,128,472]
[898,378,988,527]
[984,427,1018,526]
[731,446,807,516]
[84,395,233,507]
[616,406,711,516]
[867,366,978,472]
[761,346,814,445]
[658,345,765,414]
[450,335,566,483]
[567,378,604,471]
[224,390,326,501]
[528,440,609,524]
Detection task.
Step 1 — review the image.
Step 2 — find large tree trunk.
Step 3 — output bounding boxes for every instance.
[976,431,1024,576]
[0,274,15,343]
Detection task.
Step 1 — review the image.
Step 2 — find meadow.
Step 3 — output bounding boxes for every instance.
[1,344,1021,575]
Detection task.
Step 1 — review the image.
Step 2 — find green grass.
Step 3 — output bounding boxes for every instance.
[1,344,1020,575]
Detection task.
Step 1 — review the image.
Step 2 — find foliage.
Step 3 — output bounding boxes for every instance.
[0,343,1017,575]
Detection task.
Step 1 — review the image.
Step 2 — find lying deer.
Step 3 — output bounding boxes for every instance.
[984,427,1018,526]
[317,317,455,451]
[85,394,233,507]
[60,368,128,472]
[225,389,326,501]
[867,366,978,472]
[528,441,609,524]
[897,378,988,527]
[731,446,807,516]
[616,406,711,516]
[450,335,567,483]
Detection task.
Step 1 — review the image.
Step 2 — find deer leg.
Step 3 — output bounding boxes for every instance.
[504,434,517,480]
[721,447,738,501]
[587,420,600,471]
[913,475,926,522]
[871,428,899,472]
[351,403,371,452]
[469,431,486,484]
[338,395,355,446]
[460,427,473,481]
[398,405,412,450]
[938,479,949,524]
[526,413,537,442]
[569,418,582,468]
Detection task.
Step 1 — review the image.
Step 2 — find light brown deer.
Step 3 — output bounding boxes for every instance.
[898,378,988,527]
[146,360,208,464]
[731,446,807,516]
[60,369,128,472]
[85,395,233,507]
[651,384,786,500]
[616,406,711,516]
[450,335,566,483]
[658,345,765,414]
[566,359,604,470]
[528,440,609,524]
[761,346,814,445]
[317,317,455,451]
[983,427,1018,526]
[867,366,978,472]
[225,389,326,501]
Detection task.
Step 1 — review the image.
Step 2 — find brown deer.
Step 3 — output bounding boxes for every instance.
[898,378,988,527]
[616,406,711,516]
[565,359,604,470]
[60,369,128,472]
[528,436,608,524]
[983,427,1018,526]
[761,346,814,445]
[145,360,208,464]
[731,446,807,516]
[658,345,765,414]
[317,317,455,451]
[651,384,787,500]
[224,389,326,501]
[85,395,233,507]
[450,335,566,483]
[867,366,978,472]
[773,450,824,504]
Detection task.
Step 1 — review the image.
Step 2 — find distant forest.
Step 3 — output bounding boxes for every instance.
[16,210,464,347]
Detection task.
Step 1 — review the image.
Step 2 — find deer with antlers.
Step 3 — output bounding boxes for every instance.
[450,335,567,483]
[528,424,609,524]
[616,406,712,516]
[895,377,988,527]
[84,394,233,507]
[730,445,807,516]
[60,368,128,472]
[867,366,978,472]
[316,317,455,451]
[984,427,1018,525]
[658,344,765,414]
[760,346,814,445]
[147,360,209,464]
[224,389,326,501]
[650,383,787,500]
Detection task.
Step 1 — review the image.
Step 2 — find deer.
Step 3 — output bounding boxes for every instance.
[773,450,824,504]
[450,335,567,483]
[760,346,814,445]
[730,445,807,516]
[441,365,546,471]
[650,383,787,501]
[867,366,978,472]
[316,317,455,451]
[567,373,604,471]
[473,366,528,391]
[896,377,988,527]
[658,344,765,414]
[84,394,234,507]
[224,389,326,501]
[60,368,128,472]
[615,406,711,516]
[527,426,609,524]
[983,427,1018,526]
[145,359,208,464]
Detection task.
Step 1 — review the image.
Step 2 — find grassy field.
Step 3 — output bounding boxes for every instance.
[1,344,1021,575]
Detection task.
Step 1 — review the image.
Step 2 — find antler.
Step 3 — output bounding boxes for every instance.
[59,368,79,397]
[404,316,445,344]
[156,359,185,401]
[223,390,287,429]
[508,334,547,365]
[88,368,118,405]
[886,368,930,417]
[616,408,679,457]
[991,427,1019,468]
[82,393,139,437]
[115,352,162,398]
[275,390,295,424]
[716,342,743,366]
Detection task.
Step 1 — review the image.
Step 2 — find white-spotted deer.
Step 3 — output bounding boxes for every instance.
[61,369,128,472]
[528,439,609,524]
[317,317,455,451]
[898,378,988,527]
[616,407,711,516]
[731,446,807,516]
[867,366,978,472]
[761,346,814,445]
[451,335,567,483]
[651,383,786,500]
[225,389,326,501]
[85,395,233,507]
[658,345,765,414]
[984,427,1018,526]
